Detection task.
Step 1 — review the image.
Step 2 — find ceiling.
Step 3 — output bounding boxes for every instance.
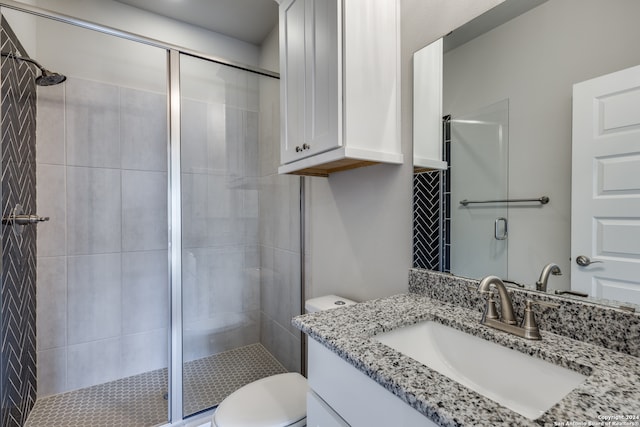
[114,0,278,45]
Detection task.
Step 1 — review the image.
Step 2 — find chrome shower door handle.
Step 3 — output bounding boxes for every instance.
[576,255,603,267]
[494,217,508,240]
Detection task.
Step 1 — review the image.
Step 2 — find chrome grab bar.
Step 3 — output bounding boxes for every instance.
[460,196,549,206]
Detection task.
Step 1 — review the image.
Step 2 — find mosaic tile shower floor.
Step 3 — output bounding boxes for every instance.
[25,343,286,427]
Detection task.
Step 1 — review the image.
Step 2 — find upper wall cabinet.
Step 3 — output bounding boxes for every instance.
[413,38,447,171]
[277,0,403,177]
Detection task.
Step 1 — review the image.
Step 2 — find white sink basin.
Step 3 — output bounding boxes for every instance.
[375,320,587,420]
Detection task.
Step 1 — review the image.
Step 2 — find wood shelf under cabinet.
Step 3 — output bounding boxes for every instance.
[285,159,380,177]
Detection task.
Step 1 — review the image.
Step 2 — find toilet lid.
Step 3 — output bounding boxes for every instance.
[213,373,307,427]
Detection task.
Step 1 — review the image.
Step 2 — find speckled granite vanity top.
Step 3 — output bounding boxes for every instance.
[293,273,640,426]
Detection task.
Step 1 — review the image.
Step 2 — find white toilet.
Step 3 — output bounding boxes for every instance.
[212,295,357,427]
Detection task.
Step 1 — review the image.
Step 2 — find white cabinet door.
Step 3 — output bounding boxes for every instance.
[571,64,640,304]
[308,339,438,427]
[304,0,340,157]
[278,0,402,176]
[280,0,340,165]
[307,390,350,427]
[280,0,307,164]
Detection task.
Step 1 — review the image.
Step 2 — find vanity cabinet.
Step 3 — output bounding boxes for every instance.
[278,0,403,177]
[307,338,438,427]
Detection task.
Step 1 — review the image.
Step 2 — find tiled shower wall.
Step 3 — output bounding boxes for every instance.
[35,77,170,396]
[0,17,38,427]
[257,73,301,373]
[35,67,295,397]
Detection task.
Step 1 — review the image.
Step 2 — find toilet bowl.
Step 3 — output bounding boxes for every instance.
[212,373,307,427]
[212,295,356,427]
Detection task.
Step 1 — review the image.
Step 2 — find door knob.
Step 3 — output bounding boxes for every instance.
[575,255,602,267]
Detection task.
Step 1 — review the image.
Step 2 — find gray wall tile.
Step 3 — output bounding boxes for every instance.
[36,84,65,165]
[66,167,121,255]
[181,99,208,174]
[122,250,169,335]
[120,87,167,172]
[122,170,168,251]
[260,314,300,373]
[121,329,168,377]
[67,253,122,345]
[36,256,67,350]
[37,348,67,397]
[67,338,121,390]
[66,78,120,168]
[36,164,66,257]
[207,175,244,247]
[206,102,227,173]
[181,173,209,249]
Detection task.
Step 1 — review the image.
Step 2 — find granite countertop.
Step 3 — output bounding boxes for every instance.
[292,293,640,426]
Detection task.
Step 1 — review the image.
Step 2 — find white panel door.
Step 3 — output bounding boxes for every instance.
[571,63,640,304]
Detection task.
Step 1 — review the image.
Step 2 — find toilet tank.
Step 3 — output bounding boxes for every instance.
[305,295,357,313]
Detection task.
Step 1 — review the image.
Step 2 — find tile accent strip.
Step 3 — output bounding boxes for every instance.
[412,171,441,270]
[412,115,451,272]
[0,16,38,427]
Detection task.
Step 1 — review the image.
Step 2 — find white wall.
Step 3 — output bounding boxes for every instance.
[306,0,503,303]
[443,0,640,290]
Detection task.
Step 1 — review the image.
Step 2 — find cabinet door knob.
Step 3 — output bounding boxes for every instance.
[302,143,311,150]
[295,146,302,152]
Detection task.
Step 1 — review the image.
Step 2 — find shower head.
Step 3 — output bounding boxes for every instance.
[35,68,67,86]
[1,51,66,86]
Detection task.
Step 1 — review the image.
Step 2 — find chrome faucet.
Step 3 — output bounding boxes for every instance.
[477,275,559,340]
[536,263,562,291]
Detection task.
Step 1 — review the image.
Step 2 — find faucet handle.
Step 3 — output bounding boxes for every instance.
[521,299,560,340]
[481,290,499,321]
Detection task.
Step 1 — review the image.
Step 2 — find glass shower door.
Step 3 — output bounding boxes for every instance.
[450,99,509,279]
[179,54,286,417]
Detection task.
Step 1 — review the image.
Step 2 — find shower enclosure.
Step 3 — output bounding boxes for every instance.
[0,2,301,427]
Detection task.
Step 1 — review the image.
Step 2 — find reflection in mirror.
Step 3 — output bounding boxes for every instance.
[412,0,640,308]
[449,100,509,279]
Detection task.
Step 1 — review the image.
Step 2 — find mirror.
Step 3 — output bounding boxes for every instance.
[412,0,640,308]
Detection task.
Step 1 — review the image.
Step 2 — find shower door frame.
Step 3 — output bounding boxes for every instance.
[0,1,280,424]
